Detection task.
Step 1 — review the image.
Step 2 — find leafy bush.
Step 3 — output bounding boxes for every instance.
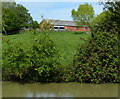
[2,40,32,81]
[74,31,86,34]
[2,33,62,82]
[71,2,120,83]
[73,31,119,83]
[29,34,62,82]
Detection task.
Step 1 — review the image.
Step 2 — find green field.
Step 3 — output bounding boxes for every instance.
[2,31,91,66]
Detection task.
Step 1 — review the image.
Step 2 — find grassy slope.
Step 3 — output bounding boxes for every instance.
[2,31,91,66]
[48,31,90,66]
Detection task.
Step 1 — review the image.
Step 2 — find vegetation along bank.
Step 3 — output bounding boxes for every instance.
[2,1,120,83]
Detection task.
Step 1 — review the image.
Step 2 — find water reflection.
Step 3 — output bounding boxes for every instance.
[2,82,118,97]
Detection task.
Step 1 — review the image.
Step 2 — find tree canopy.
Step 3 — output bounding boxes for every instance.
[40,19,54,32]
[71,3,94,26]
[2,2,33,35]
[91,1,120,33]
[33,21,39,29]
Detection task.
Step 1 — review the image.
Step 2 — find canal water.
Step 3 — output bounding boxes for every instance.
[2,81,118,97]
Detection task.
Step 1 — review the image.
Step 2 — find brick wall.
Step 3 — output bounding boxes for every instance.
[64,26,90,31]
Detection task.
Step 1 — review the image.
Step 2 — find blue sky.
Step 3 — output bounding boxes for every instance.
[18,2,104,23]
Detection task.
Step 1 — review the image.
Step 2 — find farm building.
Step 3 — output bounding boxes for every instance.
[44,19,91,32]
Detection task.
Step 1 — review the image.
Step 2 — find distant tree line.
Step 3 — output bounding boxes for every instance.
[2,2,39,35]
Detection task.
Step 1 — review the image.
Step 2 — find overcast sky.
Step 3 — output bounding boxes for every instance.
[17,2,104,23]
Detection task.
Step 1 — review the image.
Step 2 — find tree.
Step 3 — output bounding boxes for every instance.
[90,11,110,32]
[91,1,120,33]
[103,2,120,32]
[2,2,33,34]
[33,21,39,34]
[33,21,39,29]
[72,1,120,83]
[90,11,106,27]
[40,19,54,32]
[71,3,94,26]
[15,4,33,29]
[2,2,19,34]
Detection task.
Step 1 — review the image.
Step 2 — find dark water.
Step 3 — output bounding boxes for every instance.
[2,81,118,97]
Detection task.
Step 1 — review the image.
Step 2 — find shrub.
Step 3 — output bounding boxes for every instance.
[73,31,119,83]
[2,33,62,82]
[29,34,62,82]
[72,2,120,83]
[2,40,32,81]
[74,31,86,34]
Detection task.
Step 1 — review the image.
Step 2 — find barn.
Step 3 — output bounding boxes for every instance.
[44,19,91,32]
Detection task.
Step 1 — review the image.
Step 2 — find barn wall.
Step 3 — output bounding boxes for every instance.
[64,26,76,30]
[64,26,90,31]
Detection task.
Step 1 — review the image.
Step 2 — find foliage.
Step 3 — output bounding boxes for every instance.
[72,2,120,83]
[33,21,39,29]
[29,34,61,82]
[40,19,54,32]
[90,11,107,28]
[2,2,33,34]
[73,31,119,83]
[91,2,120,33]
[3,31,90,67]
[91,11,117,33]
[74,31,87,34]
[2,1,120,84]
[2,40,32,81]
[32,21,39,34]
[2,33,62,82]
[71,3,94,26]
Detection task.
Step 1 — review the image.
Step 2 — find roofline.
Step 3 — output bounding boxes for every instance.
[54,25,89,27]
[45,19,74,22]
[44,19,89,27]
[55,25,77,26]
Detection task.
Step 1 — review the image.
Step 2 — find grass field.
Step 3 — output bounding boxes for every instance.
[2,31,91,66]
